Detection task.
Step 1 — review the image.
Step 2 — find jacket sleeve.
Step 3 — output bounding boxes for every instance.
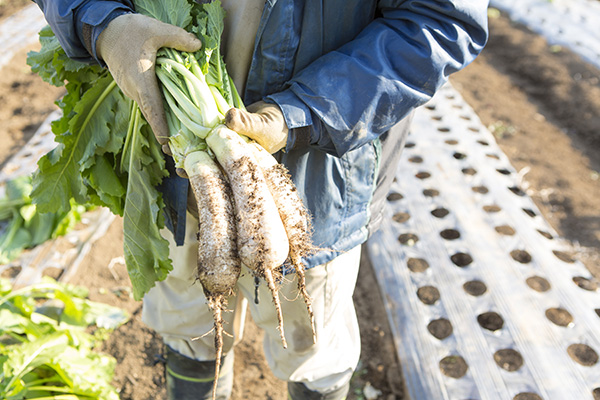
[33,0,134,63]
[267,0,489,157]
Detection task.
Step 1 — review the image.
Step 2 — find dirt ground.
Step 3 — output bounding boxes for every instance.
[1,4,599,400]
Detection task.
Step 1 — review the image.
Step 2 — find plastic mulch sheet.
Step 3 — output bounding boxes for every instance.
[367,83,600,400]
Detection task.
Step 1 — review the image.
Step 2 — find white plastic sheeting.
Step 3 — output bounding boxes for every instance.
[490,0,600,70]
[368,83,600,400]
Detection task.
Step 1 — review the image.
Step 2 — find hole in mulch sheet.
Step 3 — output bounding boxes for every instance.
[417,286,440,305]
[537,230,553,240]
[468,126,480,133]
[438,127,451,133]
[526,276,551,292]
[477,140,489,146]
[462,167,477,175]
[407,258,429,273]
[440,229,460,240]
[408,156,423,163]
[398,233,419,246]
[477,311,504,331]
[431,207,450,218]
[486,153,500,160]
[439,355,468,378]
[472,185,489,194]
[593,388,600,400]
[453,152,467,160]
[573,277,598,291]
[387,192,403,201]
[445,139,459,145]
[392,212,410,224]
[567,343,599,366]
[523,208,537,217]
[553,250,575,263]
[42,267,64,280]
[463,280,487,296]
[509,186,527,196]
[1,265,22,279]
[405,142,416,148]
[415,171,431,180]
[496,168,511,175]
[510,250,532,264]
[451,252,473,268]
[545,307,574,327]
[494,349,524,372]
[513,393,543,400]
[423,188,440,197]
[483,205,502,213]
[495,225,516,236]
[428,318,452,340]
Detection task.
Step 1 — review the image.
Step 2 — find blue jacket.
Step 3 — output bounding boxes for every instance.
[34,0,489,268]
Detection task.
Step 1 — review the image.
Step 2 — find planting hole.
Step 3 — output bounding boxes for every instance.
[387,192,404,201]
[463,280,487,296]
[439,355,468,378]
[416,171,431,180]
[477,140,489,146]
[451,252,473,268]
[428,318,452,339]
[513,393,543,400]
[593,388,600,400]
[496,168,511,175]
[1,266,22,279]
[567,344,599,366]
[440,229,460,240]
[495,225,516,236]
[445,139,459,145]
[438,127,451,133]
[523,208,537,217]
[472,185,489,194]
[477,311,504,331]
[537,230,553,240]
[486,153,500,160]
[392,212,410,224]
[453,152,467,160]
[409,156,423,163]
[407,258,429,273]
[42,267,64,280]
[526,276,551,292]
[423,189,440,197]
[510,250,532,264]
[509,186,527,196]
[431,207,449,218]
[553,250,575,263]
[483,205,502,213]
[398,233,419,246]
[545,307,573,327]
[494,349,524,372]
[468,127,480,133]
[573,277,597,291]
[417,286,440,305]
[405,142,416,148]
[462,167,477,175]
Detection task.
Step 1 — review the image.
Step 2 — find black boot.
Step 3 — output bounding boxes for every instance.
[288,380,350,400]
[165,346,234,400]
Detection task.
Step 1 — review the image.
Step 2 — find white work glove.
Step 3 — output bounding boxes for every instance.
[96,13,202,148]
[225,101,289,154]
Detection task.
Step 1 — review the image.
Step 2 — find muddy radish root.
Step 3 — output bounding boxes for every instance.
[185,151,240,400]
[248,142,316,343]
[207,125,290,348]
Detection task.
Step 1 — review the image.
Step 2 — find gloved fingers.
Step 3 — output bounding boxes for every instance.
[162,144,173,156]
[136,73,170,145]
[147,21,203,54]
[224,107,263,136]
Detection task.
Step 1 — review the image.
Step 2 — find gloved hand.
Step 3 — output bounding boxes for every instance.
[96,13,202,148]
[224,101,289,154]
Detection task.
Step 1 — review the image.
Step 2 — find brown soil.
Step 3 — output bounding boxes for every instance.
[1,4,599,400]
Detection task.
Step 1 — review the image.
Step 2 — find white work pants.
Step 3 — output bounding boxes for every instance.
[142,212,362,393]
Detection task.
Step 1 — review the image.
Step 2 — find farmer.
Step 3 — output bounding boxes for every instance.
[34,0,488,399]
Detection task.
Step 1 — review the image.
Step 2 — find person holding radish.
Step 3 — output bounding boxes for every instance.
[33,0,489,399]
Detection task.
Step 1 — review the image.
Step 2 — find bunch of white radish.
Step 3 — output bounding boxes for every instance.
[155,5,315,398]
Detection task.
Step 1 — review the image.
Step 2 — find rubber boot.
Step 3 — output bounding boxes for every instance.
[165,346,234,400]
[288,380,350,400]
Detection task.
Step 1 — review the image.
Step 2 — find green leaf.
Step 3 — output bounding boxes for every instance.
[122,110,172,300]
[135,0,193,28]
[31,76,119,214]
